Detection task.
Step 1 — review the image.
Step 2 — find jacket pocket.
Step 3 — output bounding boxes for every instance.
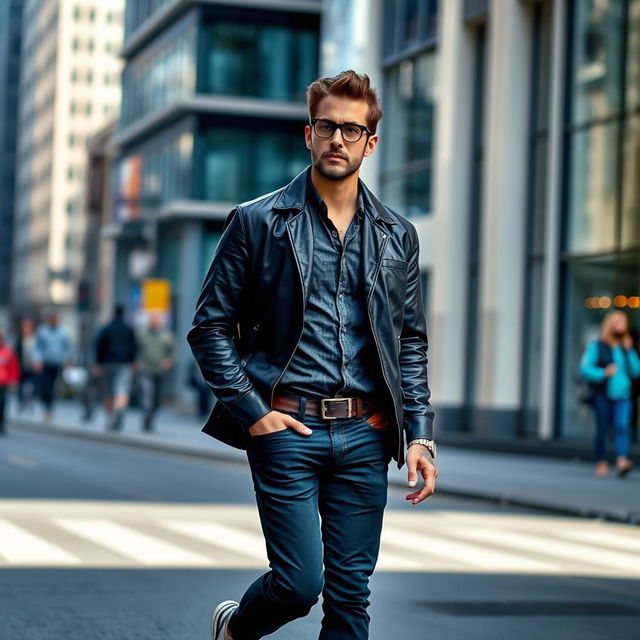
[241,323,260,366]
[382,258,409,271]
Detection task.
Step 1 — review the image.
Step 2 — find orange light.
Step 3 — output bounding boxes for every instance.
[599,296,611,308]
[628,297,640,308]
[614,295,628,307]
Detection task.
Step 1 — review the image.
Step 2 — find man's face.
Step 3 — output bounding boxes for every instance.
[305,95,378,181]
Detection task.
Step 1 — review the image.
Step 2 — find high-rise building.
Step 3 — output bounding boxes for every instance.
[12,0,125,324]
[112,0,321,401]
[321,0,640,449]
[0,0,23,327]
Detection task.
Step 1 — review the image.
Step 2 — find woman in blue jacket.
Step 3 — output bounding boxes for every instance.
[580,310,640,477]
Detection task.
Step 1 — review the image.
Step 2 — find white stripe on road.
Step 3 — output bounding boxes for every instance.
[54,519,212,566]
[0,519,79,565]
[555,529,640,554]
[159,520,268,562]
[382,526,560,572]
[446,527,640,572]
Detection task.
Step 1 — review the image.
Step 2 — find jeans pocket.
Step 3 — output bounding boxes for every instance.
[364,411,392,434]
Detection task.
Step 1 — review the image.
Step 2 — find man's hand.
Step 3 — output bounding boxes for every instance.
[248,410,312,437]
[405,444,438,505]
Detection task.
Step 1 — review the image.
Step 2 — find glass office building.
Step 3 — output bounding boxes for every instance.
[321,0,640,451]
[114,1,320,401]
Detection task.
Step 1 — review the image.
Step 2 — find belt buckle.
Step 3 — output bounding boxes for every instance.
[321,397,353,420]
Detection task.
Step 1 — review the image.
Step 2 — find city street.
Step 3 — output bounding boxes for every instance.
[1,430,640,639]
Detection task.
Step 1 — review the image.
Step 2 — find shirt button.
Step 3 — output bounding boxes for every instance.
[332,230,338,237]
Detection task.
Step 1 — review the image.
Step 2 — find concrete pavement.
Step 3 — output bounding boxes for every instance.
[6,400,640,524]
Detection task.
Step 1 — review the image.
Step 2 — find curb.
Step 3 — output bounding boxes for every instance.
[9,418,640,526]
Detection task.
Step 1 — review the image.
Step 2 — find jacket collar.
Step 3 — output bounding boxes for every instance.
[272,166,396,226]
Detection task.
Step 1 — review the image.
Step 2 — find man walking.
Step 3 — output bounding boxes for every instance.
[188,70,437,640]
[94,305,137,431]
[32,313,72,422]
[136,312,175,431]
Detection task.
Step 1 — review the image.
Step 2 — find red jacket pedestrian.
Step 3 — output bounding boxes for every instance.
[0,330,20,434]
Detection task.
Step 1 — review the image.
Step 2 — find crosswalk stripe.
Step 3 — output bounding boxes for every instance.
[445,527,640,572]
[54,519,213,566]
[0,519,79,565]
[382,526,560,571]
[555,529,640,553]
[159,520,268,561]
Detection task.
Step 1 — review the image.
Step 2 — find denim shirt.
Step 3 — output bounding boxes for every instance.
[276,175,385,400]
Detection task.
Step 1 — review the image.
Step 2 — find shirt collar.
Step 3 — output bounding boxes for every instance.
[306,169,364,222]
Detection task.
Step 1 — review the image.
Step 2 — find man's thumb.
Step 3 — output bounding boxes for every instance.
[283,414,312,436]
[407,464,417,488]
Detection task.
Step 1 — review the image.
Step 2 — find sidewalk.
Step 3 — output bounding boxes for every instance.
[7,401,640,525]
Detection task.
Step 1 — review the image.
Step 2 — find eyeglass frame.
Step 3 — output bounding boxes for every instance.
[309,118,373,143]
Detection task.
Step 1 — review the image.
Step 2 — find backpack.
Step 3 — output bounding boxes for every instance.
[577,340,612,406]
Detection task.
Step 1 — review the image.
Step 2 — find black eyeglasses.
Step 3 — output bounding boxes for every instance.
[310,118,372,143]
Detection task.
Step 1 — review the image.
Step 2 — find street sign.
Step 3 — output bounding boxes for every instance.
[141,279,171,312]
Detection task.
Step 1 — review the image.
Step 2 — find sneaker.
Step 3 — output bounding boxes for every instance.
[211,600,238,640]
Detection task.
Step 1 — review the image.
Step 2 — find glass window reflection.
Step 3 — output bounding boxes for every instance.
[569,0,624,125]
[567,122,619,253]
[381,52,435,217]
[202,127,309,202]
[621,115,640,249]
[204,21,317,102]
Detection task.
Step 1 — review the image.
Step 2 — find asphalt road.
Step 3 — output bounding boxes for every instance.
[1,430,639,640]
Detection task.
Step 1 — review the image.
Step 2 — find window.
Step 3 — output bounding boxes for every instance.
[73,6,81,20]
[381,53,436,216]
[203,17,318,102]
[383,0,438,59]
[88,39,94,52]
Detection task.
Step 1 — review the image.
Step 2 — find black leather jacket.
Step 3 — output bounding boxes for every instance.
[187,167,435,468]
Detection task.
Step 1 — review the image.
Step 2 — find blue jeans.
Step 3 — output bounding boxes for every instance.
[592,392,632,460]
[228,411,393,640]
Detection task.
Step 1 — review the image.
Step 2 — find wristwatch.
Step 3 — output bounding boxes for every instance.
[407,438,436,459]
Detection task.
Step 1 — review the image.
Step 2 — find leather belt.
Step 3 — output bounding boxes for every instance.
[272,394,377,420]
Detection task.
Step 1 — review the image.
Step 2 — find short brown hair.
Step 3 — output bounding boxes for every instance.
[306,70,383,134]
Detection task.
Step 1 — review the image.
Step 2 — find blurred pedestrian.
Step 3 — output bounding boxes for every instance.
[136,312,175,431]
[580,310,640,478]
[94,305,137,431]
[0,328,20,435]
[32,312,72,422]
[629,325,640,443]
[15,317,37,411]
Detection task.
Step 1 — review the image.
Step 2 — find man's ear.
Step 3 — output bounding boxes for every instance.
[304,125,312,150]
[363,134,378,158]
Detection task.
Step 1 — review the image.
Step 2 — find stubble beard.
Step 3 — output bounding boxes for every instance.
[312,149,364,182]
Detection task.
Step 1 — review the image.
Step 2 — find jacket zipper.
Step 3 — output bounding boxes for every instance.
[270,220,307,407]
[366,232,404,462]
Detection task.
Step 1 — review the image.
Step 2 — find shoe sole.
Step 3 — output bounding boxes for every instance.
[211,600,238,640]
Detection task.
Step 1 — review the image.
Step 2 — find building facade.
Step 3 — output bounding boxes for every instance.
[113,0,321,402]
[12,0,124,326]
[0,0,23,328]
[322,0,640,447]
